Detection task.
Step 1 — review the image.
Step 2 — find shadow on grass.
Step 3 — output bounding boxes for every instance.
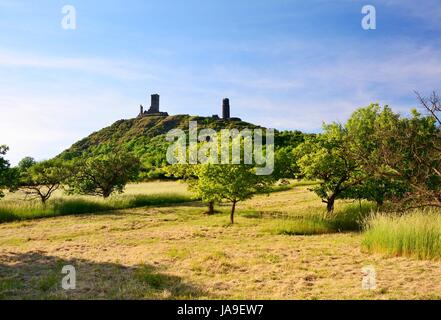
[0,251,208,300]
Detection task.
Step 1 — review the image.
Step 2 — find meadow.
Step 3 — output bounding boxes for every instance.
[1,180,441,300]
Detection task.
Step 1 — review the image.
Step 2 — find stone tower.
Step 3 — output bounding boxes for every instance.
[138,93,169,117]
[150,94,160,113]
[222,98,230,119]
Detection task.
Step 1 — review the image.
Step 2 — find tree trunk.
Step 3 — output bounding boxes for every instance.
[230,201,237,224]
[326,195,336,213]
[376,199,384,209]
[207,201,214,215]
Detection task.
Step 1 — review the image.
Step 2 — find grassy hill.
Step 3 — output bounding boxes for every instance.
[58,115,263,178]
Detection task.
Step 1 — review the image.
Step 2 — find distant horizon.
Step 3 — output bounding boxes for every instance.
[1,0,441,164]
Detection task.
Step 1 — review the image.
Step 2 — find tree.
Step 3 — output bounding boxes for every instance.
[273,147,300,180]
[373,102,441,208]
[295,123,359,213]
[196,164,274,224]
[17,156,37,173]
[0,145,18,198]
[166,164,221,215]
[344,104,408,207]
[66,152,141,198]
[20,159,71,204]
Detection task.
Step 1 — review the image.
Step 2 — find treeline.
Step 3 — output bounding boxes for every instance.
[0,152,141,203]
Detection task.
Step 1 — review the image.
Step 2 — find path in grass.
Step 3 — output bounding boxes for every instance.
[1,185,441,299]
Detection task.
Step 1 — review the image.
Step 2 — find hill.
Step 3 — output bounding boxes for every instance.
[58,115,264,178]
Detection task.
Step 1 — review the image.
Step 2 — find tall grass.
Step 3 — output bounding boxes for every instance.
[268,215,334,235]
[265,201,375,236]
[362,209,441,260]
[0,193,192,223]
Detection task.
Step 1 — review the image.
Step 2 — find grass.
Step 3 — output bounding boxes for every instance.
[0,182,193,223]
[259,202,375,236]
[1,181,441,299]
[362,209,441,260]
[268,215,333,235]
[0,179,321,224]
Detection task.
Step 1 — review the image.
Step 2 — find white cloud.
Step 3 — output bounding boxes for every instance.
[0,51,158,81]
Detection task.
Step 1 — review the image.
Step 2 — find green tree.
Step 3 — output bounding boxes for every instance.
[17,156,37,173]
[66,152,141,198]
[344,104,408,206]
[374,106,440,208]
[295,123,359,213]
[166,164,221,215]
[196,164,275,224]
[273,147,300,180]
[20,159,71,204]
[0,145,18,198]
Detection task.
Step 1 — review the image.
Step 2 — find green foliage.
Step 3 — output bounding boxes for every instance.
[345,103,440,208]
[195,164,275,223]
[20,159,71,204]
[17,156,36,173]
[273,147,300,180]
[66,152,141,198]
[363,209,441,260]
[0,146,19,198]
[58,115,262,179]
[344,104,409,205]
[295,123,358,213]
[168,161,275,223]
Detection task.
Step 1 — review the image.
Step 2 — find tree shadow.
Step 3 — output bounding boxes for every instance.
[0,251,209,300]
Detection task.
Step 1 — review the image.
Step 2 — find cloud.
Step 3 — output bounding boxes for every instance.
[0,51,158,81]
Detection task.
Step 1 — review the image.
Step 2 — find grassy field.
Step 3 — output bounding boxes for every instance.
[0,181,193,223]
[1,181,441,299]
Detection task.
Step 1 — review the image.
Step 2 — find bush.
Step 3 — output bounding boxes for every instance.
[362,209,441,260]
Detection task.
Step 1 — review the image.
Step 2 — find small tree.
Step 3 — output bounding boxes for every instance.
[66,153,141,198]
[197,164,274,224]
[166,164,221,215]
[20,159,71,204]
[295,123,359,213]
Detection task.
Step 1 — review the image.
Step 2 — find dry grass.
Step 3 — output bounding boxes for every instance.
[0,182,441,299]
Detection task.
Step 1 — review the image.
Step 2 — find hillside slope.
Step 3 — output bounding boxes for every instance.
[58,115,263,178]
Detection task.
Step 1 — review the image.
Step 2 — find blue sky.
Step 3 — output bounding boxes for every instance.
[1,0,441,164]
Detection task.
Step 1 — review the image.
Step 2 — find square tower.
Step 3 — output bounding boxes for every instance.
[150,94,160,113]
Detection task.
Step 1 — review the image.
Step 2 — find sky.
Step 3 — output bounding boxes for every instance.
[1,0,441,164]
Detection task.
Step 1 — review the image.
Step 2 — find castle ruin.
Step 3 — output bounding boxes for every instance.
[138,94,169,117]
[138,94,240,121]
